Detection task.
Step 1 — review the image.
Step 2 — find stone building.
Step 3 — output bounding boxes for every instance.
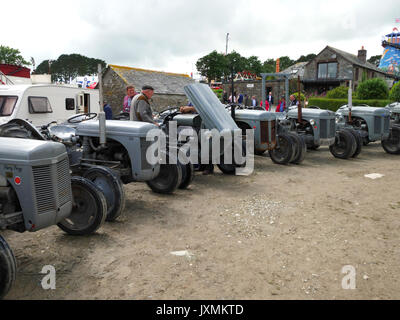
[101,64,194,114]
[302,45,396,94]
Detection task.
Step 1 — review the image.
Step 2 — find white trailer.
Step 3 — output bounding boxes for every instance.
[0,84,100,127]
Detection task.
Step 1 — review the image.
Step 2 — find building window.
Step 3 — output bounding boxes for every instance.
[66,98,75,110]
[318,62,337,79]
[355,68,359,81]
[28,97,53,114]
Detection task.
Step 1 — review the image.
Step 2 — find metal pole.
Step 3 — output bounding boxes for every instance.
[225,33,229,56]
[297,75,302,122]
[98,64,104,110]
[231,65,235,120]
[348,80,353,123]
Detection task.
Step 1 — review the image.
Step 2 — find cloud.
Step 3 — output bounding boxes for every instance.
[1,0,398,73]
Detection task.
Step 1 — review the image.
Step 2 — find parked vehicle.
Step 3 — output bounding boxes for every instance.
[0,137,107,299]
[336,104,391,156]
[0,84,100,127]
[381,102,400,154]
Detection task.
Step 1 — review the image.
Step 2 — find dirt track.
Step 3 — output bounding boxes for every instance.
[3,142,400,300]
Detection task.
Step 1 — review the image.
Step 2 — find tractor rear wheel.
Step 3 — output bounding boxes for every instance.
[146,163,182,194]
[329,129,357,159]
[269,134,294,165]
[57,177,107,235]
[0,235,17,299]
[83,167,126,222]
[382,126,400,154]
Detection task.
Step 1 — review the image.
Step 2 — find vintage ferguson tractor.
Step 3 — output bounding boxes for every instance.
[0,137,107,299]
[379,102,400,154]
[260,74,362,159]
[0,110,193,223]
[335,83,391,155]
[121,83,249,175]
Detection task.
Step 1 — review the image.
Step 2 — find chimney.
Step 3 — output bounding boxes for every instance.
[358,46,367,63]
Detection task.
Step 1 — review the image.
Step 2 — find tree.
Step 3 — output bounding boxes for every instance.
[367,55,382,67]
[389,82,400,101]
[356,78,389,100]
[296,53,316,63]
[277,56,295,70]
[262,58,276,74]
[326,86,349,99]
[0,45,30,66]
[245,56,263,76]
[196,50,226,82]
[33,54,106,83]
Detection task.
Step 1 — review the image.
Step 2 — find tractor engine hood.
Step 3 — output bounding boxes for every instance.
[0,137,67,165]
[336,105,390,117]
[234,110,278,121]
[288,108,336,120]
[76,120,157,138]
[184,83,239,132]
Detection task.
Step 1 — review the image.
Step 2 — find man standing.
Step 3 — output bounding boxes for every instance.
[123,85,138,113]
[289,94,298,107]
[251,96,258,107]
[267,91,274,106]
[103,101,113,120]
[130,85,159,126]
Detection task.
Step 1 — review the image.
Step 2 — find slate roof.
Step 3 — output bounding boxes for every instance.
[319,46,394,77]
[108,64,194,95]
[279,62,307,78]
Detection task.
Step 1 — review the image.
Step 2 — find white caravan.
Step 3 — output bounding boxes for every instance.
[0,84,100,127]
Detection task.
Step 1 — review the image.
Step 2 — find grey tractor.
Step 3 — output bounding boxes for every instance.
[0,137,107,299]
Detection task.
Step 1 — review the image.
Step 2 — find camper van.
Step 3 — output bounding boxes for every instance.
[0,84,100,126]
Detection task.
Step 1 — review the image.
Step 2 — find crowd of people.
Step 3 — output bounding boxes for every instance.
[222,90,305,113]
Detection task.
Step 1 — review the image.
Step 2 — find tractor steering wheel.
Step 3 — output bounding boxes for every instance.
[67,112,98,124]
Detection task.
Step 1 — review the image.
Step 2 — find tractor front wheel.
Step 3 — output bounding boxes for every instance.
[382,126,400,154]
[329,129,357,159]
[57,177,107,235]
[0,235,17,299]
[269,134,294,165]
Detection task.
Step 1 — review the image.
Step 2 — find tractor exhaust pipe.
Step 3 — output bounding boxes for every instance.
[99,111,106,146]
[297,75,302,123]
[348,80,353,124]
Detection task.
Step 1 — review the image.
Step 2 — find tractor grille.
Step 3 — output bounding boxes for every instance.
[384,116,390,133]
[320,119,328,139]
[330,119,336,137]
[56,158,71,206]
[140,138,154,170]
[374,116,382,134]
[32,165,56,214]
[260,121,268,144]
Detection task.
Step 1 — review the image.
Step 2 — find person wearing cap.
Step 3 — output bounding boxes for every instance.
[130,85,159,126]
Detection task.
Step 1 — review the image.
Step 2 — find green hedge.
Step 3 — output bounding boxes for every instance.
[308,98,393,112]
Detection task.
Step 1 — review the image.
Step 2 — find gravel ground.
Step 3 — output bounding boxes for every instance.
[2,142,400,300]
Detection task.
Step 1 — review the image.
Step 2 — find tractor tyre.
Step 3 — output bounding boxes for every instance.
[382,126,400,154]
[83,166,126,222]
[269,134,294,165]
[0,235,17,299]
[329,129,357,159]
[57,177,107,235]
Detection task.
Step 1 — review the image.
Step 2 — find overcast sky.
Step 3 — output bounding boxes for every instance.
[2,0,399,76]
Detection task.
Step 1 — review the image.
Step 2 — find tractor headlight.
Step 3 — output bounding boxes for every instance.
[310,119,316,126]
[335,115,343,124]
